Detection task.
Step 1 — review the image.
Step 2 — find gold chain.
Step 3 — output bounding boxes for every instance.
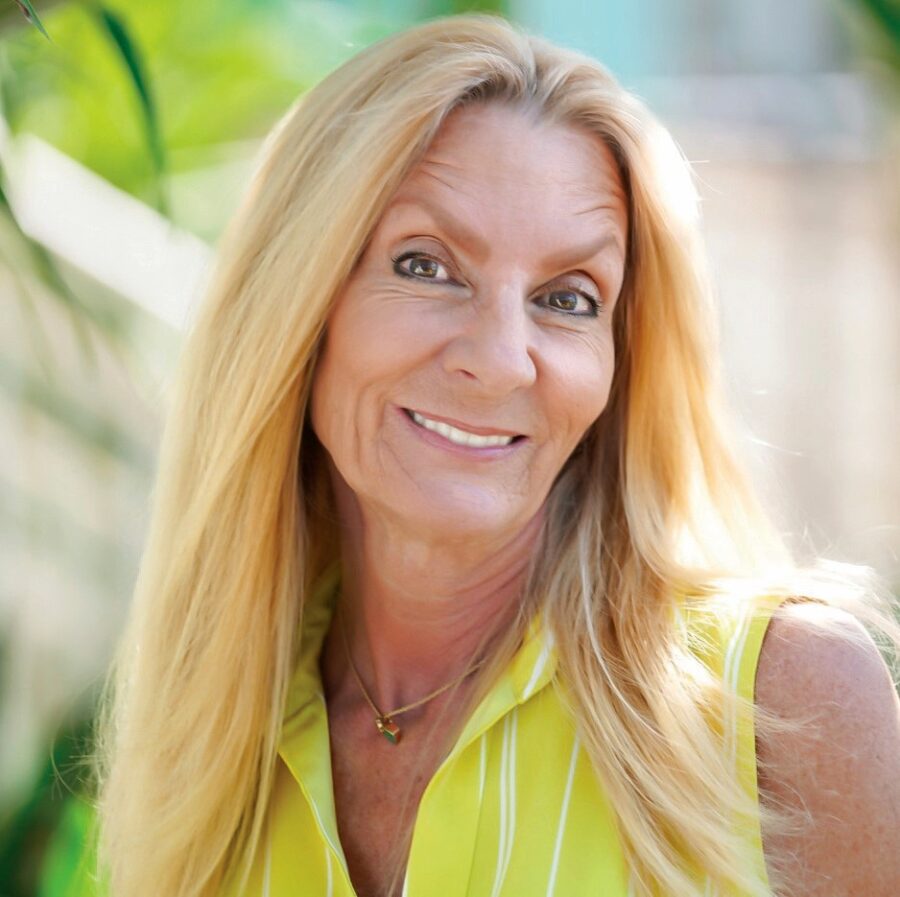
[337,610,484,743]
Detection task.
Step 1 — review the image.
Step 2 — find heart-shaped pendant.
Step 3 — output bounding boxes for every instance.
[376,716,401,745]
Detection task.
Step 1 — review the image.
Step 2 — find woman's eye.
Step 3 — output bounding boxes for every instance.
[393,252,451,282]
[541,288,599,317]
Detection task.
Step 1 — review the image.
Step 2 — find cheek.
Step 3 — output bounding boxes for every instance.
[309,295,413,449]
[545,335,615,448]
[309,308,364,449]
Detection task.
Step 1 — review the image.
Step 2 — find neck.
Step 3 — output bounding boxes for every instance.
[320,481,544,715]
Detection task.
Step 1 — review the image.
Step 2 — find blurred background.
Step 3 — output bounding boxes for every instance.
[1,0,897,893]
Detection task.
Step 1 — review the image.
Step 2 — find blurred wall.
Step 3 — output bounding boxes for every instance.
[516,0,900,580]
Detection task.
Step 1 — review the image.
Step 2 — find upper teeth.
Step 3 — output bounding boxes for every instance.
[410,410,516,448]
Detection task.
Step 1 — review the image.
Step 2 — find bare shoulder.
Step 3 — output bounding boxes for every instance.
[756,602,895,714]
[755,601,900,896]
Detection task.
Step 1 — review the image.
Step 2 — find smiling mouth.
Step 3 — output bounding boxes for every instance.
[404,409,525,448]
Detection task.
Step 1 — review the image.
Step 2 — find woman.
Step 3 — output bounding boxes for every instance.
[93,14,900,897]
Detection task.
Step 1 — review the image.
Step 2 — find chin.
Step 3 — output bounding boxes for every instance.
[392,483,532,542]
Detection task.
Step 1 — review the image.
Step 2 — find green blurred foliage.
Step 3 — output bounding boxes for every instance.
[838,0,900,94]
[38,796,105,897]
[0,708,96,897]
[1,0,391,222]
[1,0,508,235]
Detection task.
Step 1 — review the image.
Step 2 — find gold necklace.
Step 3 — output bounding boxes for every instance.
[338,611,484,745]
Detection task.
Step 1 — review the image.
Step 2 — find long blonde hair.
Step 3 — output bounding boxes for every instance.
[93,15,898,897]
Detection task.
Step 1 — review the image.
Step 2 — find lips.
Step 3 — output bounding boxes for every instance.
[403,408,525,449]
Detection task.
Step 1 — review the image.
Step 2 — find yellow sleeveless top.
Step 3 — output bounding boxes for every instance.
[222,568,784,897]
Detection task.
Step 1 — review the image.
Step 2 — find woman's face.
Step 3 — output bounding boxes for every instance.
[310,102,628,543]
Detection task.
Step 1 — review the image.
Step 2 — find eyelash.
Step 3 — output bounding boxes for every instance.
[390,250,602,317]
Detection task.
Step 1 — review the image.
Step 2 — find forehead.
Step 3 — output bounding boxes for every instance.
[382,102,628,252]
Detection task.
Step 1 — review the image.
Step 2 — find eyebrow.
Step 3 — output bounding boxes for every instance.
[386,199,625,272]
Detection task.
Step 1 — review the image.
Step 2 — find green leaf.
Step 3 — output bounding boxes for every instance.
[841,0,900,81]
[13,0,51,41]
[38,796,108,897]
[0,707,96,896]
[90,4,168,214]
[854,0,900,40]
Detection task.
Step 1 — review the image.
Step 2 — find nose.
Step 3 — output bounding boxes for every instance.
[441,286,537,395]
